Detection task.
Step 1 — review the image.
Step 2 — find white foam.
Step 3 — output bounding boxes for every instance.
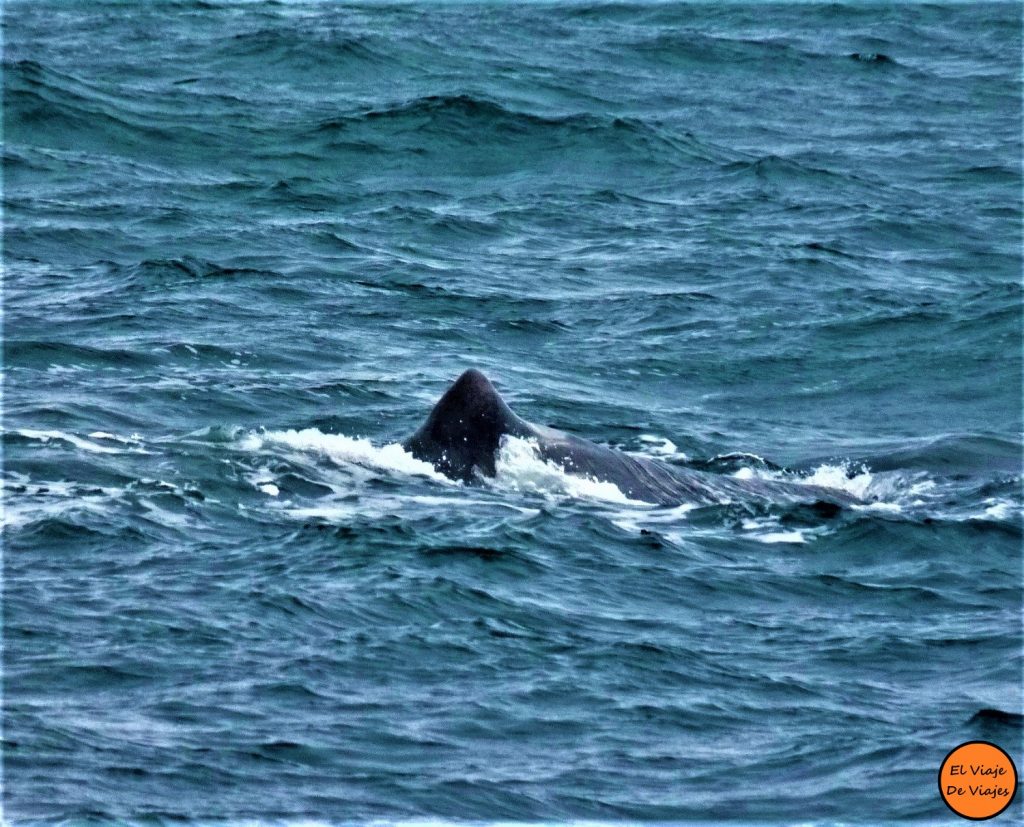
[87,431,144,445]
[492,436,649,505]
[754,530,808,544]
[282,492,539,523]
[1,480,126,530]
[983,502,1011,519]
[239,428,451,482]
[732,460,879,501]
[138,497,194,529]
[46,364,87,375]
[638,434,685,458]
[612,502,697,535]
[246,466,281,497]
[740,517,815,545]
[718,451,771,465]
[852,501,903,514]
[975,500,1017,521]
[799,463,876,500]
[408,494,539,515]
[282,503,359,521]
[15,428,124,454]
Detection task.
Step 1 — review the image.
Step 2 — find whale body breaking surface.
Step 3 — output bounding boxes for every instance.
[404,369,859,508]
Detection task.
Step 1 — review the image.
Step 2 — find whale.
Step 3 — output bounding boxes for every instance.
[404,369,858,507]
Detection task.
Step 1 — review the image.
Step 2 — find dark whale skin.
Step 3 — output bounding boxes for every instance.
[405,369,859,507]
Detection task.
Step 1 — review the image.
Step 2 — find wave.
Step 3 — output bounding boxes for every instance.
[354,204,505,243]
[5,339,159,369]
[126,256,279,286]
[222,28,391,69]
[849,51,897,65]
[720,153,872,194]
[624,29,907,75]
[3,59,230,161]
[7,54,743,178]
[968,708,1024,727]
[629,30,819,68]
[6,428,134,456]
[26,256,287,302]
[304,93,730,171]
[860,433,1023,475]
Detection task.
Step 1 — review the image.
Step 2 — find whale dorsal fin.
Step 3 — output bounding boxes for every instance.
[404,369,530,479]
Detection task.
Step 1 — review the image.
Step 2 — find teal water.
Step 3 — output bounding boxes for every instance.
[3,1,1022,823]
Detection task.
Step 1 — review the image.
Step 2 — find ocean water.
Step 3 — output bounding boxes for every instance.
[3,1,1022,823]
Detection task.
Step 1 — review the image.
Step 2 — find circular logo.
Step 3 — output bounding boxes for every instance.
[939,741,1018,820]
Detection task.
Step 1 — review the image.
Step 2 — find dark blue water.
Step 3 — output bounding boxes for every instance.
[4,1,1022,823]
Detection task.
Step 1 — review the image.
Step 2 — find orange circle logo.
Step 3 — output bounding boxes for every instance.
[939,741,1018,820]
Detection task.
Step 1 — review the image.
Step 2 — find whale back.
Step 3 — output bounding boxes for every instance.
[405,369,858,507]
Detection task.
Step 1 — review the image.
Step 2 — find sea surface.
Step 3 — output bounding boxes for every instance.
[3,1,1022,823]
